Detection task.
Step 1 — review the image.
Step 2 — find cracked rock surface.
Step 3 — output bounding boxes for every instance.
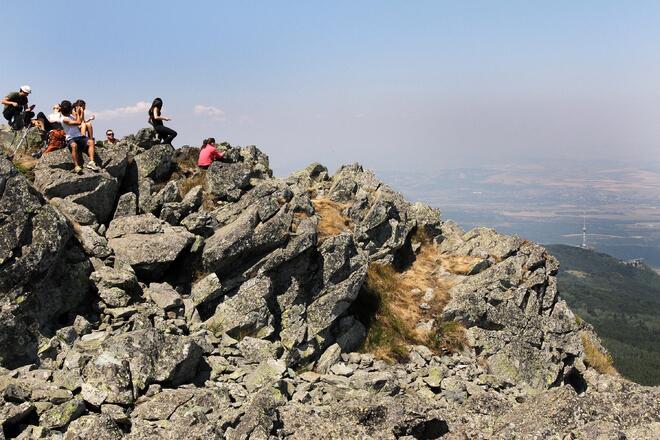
[0,128,658,439]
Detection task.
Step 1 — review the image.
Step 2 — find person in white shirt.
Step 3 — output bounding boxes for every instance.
[59,100,100,174]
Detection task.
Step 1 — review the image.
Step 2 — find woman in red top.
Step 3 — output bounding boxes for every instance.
[198,137,224,169]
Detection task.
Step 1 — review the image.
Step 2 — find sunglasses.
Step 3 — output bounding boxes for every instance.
[106,133,114,136]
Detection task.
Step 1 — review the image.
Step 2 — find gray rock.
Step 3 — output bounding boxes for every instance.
[82,329,203,403]
[113,192,137,218]
[90,265,138,308]
[244,359,286,392]
[191,273,223,307]
[237,337,281,364]
[39,398,86,429]
[205,276,274,338]
[315,343,341,373]
[202,205,292,275]
[50,197,97,226]
[73,315,92,336]
[306,234,368,338]
[122,127,159,152]
[106,214,194,279]
[205,162,252,202]
[181,211,218,237]
[145,282,182,311]
[336,319,366,353]
[134,143,174,182]
[0,402,36,433]
[77,226,112,259]
[64,414,123,440]
[33,149,120,223]
[131,388,194,421]
[443,241,583,390]
[1,159,92,368]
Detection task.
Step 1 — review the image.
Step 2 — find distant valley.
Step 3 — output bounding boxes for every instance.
[546,245,660,385]
[379,163,660,268]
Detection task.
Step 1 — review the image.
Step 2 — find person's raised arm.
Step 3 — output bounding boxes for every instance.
[153,107,171,121]
[62,113,83,126]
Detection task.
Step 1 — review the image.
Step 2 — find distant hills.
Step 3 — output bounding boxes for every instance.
[546,244,660,385]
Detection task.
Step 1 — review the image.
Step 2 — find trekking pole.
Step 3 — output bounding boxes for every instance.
[11,126,33,157]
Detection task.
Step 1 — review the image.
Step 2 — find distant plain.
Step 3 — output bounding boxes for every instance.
[379,163,660,268]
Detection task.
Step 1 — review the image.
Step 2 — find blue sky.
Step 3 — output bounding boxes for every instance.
[3,1,660,175]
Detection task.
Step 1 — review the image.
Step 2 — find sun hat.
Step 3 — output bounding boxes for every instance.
[20,85,32,94]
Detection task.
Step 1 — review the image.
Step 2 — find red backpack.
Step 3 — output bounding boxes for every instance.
[44,129,66,153]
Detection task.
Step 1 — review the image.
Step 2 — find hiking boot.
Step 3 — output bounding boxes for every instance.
[73,165,82,174]
[86,161,99,171]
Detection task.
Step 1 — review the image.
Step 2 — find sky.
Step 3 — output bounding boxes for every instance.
[3,0,660,176]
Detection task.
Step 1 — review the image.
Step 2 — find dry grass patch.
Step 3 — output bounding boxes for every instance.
[13,155,37,182]
[178,172,206,197]
[581,333,616,375]
[355,242,474,362]
[311,198,352,241]
[437,254,483,275]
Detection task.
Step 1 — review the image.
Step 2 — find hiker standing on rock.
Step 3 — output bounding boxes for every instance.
[198,137,224,169]
[2,85,34,130]
[148,97,177,145]
[60,100,100,174]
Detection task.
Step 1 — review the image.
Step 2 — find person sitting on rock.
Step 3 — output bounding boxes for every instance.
[104,129,119,146]
[198,137,224,169]
[2,85,35,130]
[73,99,95,140]
[148,97,177,145]
[60,100,100,174]
[31,104,66,158]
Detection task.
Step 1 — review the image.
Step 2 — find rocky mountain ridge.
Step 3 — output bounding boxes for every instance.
[0,127,658,439]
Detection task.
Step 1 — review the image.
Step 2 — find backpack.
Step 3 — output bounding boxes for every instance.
[47,129,66,149]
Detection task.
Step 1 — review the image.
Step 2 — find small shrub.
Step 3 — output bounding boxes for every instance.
[581,333,616,375]
[427,320,466,353]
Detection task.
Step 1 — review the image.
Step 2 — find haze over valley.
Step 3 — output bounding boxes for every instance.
[381,161,660,269]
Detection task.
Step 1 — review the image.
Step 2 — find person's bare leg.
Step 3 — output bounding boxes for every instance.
[87,139,95,163]
[71,142,79,167]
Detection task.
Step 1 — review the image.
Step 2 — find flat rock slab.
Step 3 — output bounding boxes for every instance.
[106,214,194,279]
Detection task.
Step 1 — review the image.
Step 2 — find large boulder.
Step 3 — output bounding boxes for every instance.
[81,329,203,404]
[306,234,368,339]
[442,241,585,390]
[0,158,71,293]
[106,214,195,279]
[204,145,273,202]
[205,276,274,338]
[134,144,174,182]
[205,161,252,202]
[1,158,92,368]
[33,149,121,223]
[121,127,159,153]
[202,205,292,275]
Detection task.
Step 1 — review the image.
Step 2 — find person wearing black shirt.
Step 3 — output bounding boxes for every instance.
[2,85,34,130]
[148,97,177,145]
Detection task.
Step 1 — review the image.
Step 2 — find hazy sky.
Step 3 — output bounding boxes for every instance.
[3,1,660,175]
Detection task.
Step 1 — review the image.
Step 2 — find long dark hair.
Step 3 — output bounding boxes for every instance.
[149,97,163,121]
[73,99,86,109]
